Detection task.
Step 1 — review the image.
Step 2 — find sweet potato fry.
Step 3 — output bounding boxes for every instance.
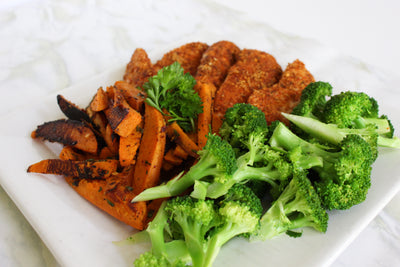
[133,104,166,193]
[166,122,199,158]
[59,146,87,161]
[196,82,216,149]
[114,81,147,113]
[90,87,109,112]
[163,148,183,166]
[65,175,148,230]
[123,48,154,88]
[119,121,144,167]
[32,119,98,154]
[104,124,119,155]
[27,159,118,179]
[57,94,92,123]
[104,88,142,137]
[172,145,188,160]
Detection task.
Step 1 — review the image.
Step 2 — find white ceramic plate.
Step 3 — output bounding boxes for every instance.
[1,48,400,267]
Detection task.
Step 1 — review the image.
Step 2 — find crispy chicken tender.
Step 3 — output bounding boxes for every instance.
[195,40,240,89]
[123,48,154,88]
[153,42,209,76]
[194,41,240,148]
[247,59,315,124]
[212,49,282,132]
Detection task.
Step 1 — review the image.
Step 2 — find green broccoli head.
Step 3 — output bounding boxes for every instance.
[219,103,268,154]
[269,122,374,210]
[220,183,263,217]
[321,91,379,128]
[134,251,171,267]
[254,169,328,240]
[313,134,373,210]
[134,250,188,267]
[292,81,333,119]
[165,196,219,267]
[203,184,262,267]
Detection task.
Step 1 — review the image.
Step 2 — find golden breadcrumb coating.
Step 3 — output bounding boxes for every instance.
[212,49,282,132]
[123,48,154,88]
[195,40,240,89]
[153,42,209,76]
[247,59,315,124]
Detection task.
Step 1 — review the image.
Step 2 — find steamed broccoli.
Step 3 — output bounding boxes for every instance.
[134,250,188,267]
[132,134,237,202]
[219,103,268,156]
[291,81,333,119]
[165,196,219,267]
[133,201,191,267]
[204,103,321,199]
[321,91,379,128]
[203,184,263,267]
[205,132,294,199]
[253,169,328,240]
[269,122,374,210]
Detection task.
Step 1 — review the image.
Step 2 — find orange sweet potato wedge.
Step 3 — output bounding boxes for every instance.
[166,122,199,158]
[133,104,166,193]
[114,80,147,113]
[90,87,109,112]
[65,175,148,230]
[119,121,144,167]
[104,88,142,137]
[32,119,98,154]
[27,159,118,179]
[196,82,216,149]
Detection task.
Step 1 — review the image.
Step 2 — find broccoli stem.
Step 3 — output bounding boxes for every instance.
[146,201,169,257]
[206,163,281,199]
[283,112,400,149]
[377,136,400,148]
[281,113,345,145]
[269,122,336,159]
[203,222,244,267]
[174,217,206,267]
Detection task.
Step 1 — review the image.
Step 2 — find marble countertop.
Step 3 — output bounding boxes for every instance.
[1,0,399,266]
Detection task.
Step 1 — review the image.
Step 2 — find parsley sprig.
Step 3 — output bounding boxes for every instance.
[142,62,203,132]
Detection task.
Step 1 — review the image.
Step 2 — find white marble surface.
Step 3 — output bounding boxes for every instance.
[1,0,399,266]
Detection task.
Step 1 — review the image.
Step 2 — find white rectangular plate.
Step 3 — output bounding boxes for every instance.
[1,44,400,267]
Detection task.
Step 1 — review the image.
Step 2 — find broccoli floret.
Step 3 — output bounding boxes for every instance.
[134,250,188,267]
[204,104,300,199]
[253,169,328,240]
[205,131,294,199]
[219,103,268,156]
[133,202,191,267]
[319,91,399,147]
[291,81,333,119]
[132,134,237,202]
[203,184,262,267]
[321,91,379,128]
[269,122,374,210]
[164,196,219,267]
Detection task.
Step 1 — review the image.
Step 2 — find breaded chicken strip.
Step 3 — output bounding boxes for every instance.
[212,49,282,132]
[247,59,315,124]
[123,48,154,88]
[153,42,209,76]
[194,41,240,148]
[195,40,240,89]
